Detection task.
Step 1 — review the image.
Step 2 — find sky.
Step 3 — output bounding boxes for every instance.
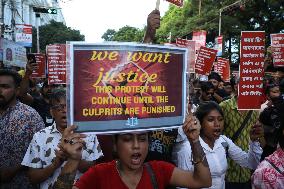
[60,0,169,42]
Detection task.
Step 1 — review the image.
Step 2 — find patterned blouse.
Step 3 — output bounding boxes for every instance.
[22,123,103,189]
[0,101,45,189]
[252,148,284,189]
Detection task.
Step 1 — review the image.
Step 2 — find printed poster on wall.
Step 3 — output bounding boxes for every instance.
[214,35,223,56]
[31,53,46,78]
[195,46,217,75]
[270,33,284,67]
[176,38,196,73]
[68,42,187,133]
[47,44,66,84]
[238,31,265,110]
[15,24,32,47]
[192,30,207,52]
[1,38,26,68]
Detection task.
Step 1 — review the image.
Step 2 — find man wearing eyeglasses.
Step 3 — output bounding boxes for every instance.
[21,89,103,189]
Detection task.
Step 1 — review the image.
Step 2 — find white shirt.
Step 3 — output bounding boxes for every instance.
[172,135,263,189]
[21,123,103,189]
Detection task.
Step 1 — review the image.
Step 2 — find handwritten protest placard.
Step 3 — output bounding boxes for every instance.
[271,33,284,67]
[31,53,46,78]
[214,57,230,82]
[195,46,217,75]
[238,31,265,110]
[47,44,66,84]
[68,43,187,133]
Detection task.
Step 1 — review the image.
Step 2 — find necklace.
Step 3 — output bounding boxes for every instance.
[116,160,122,177]
[116,160,144,178]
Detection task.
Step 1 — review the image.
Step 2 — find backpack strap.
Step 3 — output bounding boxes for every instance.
[145,162,159,189]
[266,159,284,176]
[231,110,253,142]
[220,136,229,158]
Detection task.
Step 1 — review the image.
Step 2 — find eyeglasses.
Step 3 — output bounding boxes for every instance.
[51,104,66,111]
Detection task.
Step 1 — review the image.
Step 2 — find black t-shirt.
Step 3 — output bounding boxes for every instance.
[31,97,54,127]
[146,129,178,163]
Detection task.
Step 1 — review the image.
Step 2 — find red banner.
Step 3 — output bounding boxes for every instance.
[31,53,46,78]
[192,30,207,52]
[238,31,265,110]
[176,38,196,73]
[195,46,217,75]
[166,0,183,7]
[47,44,66,84]
[214,57,230,82]
[271,33,284,67]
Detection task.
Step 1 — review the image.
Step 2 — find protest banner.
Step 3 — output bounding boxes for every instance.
[1,38,26,68]
[67,42,187,133]
[166,0,183,7]
[194,46,217,75]
[176,38,196,73]
[31,53,46,78]
[215,57,230,82]
[270,33,284,67]
[15,24,32,47]
[46,44,66,84]
[214,35,223,56]
[238,31,265,110]
[192,30,207,52]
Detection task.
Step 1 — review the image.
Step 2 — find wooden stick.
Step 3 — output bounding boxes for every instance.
[156,0,160,10]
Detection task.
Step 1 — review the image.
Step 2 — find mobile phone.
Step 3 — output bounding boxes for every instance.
[27,53,36,64]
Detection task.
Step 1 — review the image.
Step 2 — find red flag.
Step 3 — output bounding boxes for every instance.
[166,0,183,7]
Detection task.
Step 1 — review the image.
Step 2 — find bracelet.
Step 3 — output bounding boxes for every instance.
[191,154,206,165]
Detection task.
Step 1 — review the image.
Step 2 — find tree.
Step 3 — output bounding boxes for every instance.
[101,26,145,42]
[101,29,116,41]
[32,20,85,52]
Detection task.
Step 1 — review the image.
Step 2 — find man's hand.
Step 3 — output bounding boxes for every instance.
[25,61,38,76]
[143,9,160,43]
[59,125,87,161]
[250,121,266,147]
[52,148,67,168]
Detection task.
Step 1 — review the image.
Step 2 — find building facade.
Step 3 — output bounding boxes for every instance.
[1,0,65,40]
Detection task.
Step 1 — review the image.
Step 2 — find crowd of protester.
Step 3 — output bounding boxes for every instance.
[1,9,284,189]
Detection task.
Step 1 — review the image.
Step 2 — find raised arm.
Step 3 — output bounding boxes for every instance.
[52,126,87,189]
[143,9,160,43]
[227,122,264,170]
[170,115,212,188]
[18,61,37,105]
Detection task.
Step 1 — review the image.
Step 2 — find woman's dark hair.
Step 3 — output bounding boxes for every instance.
[195,101,224,124]
[0,69,22,87]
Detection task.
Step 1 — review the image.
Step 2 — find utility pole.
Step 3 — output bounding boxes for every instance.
[218,0,242,36]
[36,13,40,53]
[0,0,6,37]
[198,0,201,16]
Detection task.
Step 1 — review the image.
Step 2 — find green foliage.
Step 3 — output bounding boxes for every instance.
[101,29,116,41]
[101,26,144,42]
[101,0,283,64]
[32,20,85,52]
